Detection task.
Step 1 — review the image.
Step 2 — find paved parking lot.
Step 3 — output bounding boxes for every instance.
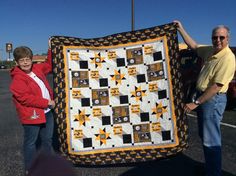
[0,70,235,176]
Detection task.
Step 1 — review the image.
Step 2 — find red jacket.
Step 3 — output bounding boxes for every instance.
[10,50,53,124]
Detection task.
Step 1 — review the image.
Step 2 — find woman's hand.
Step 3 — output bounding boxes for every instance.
[48,100,55,109]
[48,38,52,49]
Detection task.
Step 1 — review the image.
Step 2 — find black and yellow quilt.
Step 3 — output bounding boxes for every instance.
[50,22,188,165]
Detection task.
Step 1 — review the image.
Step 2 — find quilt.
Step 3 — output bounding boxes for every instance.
[50,22,188,165]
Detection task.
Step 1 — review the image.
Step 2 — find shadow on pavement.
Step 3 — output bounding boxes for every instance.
[56,153,235,176]
[118,154,234,176]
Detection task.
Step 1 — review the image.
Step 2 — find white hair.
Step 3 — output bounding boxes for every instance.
[212,25,230,37]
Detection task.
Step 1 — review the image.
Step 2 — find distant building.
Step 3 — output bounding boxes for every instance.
[179,43,188,50]
[32,55,47,63]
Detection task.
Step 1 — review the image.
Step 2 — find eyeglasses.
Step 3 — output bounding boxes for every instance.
[212,36,226,41]
[18,58,32,63]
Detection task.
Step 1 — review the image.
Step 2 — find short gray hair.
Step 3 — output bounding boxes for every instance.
[212,25,230,37]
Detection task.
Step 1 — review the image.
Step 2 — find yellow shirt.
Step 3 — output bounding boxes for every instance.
[196,46,235,93]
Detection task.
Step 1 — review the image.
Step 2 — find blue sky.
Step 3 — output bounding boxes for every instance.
[0,0,235,60]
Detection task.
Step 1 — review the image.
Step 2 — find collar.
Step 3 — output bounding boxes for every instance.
[209,46,230,61]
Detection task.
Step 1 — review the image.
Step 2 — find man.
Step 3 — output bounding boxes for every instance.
[174,20,235,176]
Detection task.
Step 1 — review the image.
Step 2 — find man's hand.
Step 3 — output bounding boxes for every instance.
[184,102,198,113]
[172,20,198,50]
[173,20,184,31]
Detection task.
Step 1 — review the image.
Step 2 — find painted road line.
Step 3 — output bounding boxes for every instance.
[187,113,236,129]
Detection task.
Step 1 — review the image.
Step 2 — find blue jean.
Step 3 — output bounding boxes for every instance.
[196,93,227,176]
[23,111,54,170]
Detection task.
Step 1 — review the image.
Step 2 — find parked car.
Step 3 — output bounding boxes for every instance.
[178,48,202,102]
[0,65,7,69]
[227,45,236,109]
[179,47,236,109]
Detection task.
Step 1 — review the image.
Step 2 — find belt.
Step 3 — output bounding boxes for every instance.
[216,92,226,95]
[197,90,226,95]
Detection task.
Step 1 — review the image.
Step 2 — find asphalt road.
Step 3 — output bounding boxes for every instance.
[0,69,235,176]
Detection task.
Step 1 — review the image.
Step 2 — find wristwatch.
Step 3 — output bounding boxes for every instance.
[194,100,201,105]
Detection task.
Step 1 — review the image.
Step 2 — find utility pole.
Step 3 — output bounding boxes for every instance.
[131,0,135,31]
[0,49,2,62]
